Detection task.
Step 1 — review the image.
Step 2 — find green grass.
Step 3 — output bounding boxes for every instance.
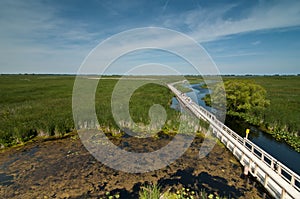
[223,76,300,151]
[251,76,300,130]
[139,184,161,199]
[179,75,300,151]
[222,76,299,130]
[139,184,228,199]
[94,78,183,135]
[0,75,75,145]
[1,74,298,151]
[0,75,183,147]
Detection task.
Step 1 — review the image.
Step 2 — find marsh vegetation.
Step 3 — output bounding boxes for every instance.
[0,75,299,152]
[211,76,300,152]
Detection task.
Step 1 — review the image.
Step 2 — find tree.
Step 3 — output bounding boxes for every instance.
[204,80,270,124]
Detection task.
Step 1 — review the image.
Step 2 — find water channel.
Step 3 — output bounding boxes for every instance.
[170,83,300,176]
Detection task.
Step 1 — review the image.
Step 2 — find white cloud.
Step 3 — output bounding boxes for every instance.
[77,27,219,75]
[162,1,300,42]
[214,52,263,58]
[1,0,299,74]
[0,0,100,73]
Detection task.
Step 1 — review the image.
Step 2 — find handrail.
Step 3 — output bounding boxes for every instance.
[168,83,300,193]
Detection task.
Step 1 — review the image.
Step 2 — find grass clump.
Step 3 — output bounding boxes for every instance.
[140,185,229,199]
[139,184,161,199]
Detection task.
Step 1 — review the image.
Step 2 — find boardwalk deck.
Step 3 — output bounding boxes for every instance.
[168,83,300,199]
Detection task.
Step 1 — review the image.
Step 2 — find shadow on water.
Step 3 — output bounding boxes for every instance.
[94,167,271,198]
[0,173,14,186]
[98,167,273,198]
[0,145,39,170]
[156,167,272,198]
[76,183,142,199]
[72,187,139,199]
[156,167,245,198]
[0,145,40,187]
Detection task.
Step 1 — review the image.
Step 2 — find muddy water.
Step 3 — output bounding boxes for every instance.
[0,133,271,198]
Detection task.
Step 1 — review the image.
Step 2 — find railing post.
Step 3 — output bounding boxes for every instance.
[249,159,253,173]
[253,164,258,177]
[264,174,269,188]
[241,153,245,164]
[277,164,281,175]
[291,175,295,187]
[271,159,274,169]
[226,140,230,148]
[248,159,258,178]
[280,188,286,199]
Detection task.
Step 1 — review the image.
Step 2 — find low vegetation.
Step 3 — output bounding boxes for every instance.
[139,184,228,199]
[0,75,192,147]
[204,76,300,152]
[251,76,300,151]
[1,75,299,152]
[0,75,75,146]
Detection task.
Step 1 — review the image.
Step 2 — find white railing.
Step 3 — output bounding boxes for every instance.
[168,83,300,199]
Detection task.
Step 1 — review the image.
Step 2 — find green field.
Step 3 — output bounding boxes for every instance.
[221,76,300,130]
[0,75,74,145]
[251,76,300,131]
[0,75,183,147]
[222,76,300,151]
[0,75,299,151]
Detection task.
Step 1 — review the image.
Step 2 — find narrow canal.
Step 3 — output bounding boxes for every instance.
[170,83,300,176]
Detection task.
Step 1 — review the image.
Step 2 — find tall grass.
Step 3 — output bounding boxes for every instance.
[139,184,161,199]
[0,75,182,147]
[1,75,298,151]
[0,75,75,146]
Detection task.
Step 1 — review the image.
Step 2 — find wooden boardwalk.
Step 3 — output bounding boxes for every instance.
[168,83,300,199]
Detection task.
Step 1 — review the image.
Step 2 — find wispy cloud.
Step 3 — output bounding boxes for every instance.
[0,0,100,73]
[0,0,299,74]
[251,40,261,46]
[161,1,300,42]
[77,27,219,75]
[214,52,263,58]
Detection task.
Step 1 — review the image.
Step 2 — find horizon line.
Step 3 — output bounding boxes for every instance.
[1,73,300,77]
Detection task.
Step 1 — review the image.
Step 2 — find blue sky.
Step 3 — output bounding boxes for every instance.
[0,0,300,75]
